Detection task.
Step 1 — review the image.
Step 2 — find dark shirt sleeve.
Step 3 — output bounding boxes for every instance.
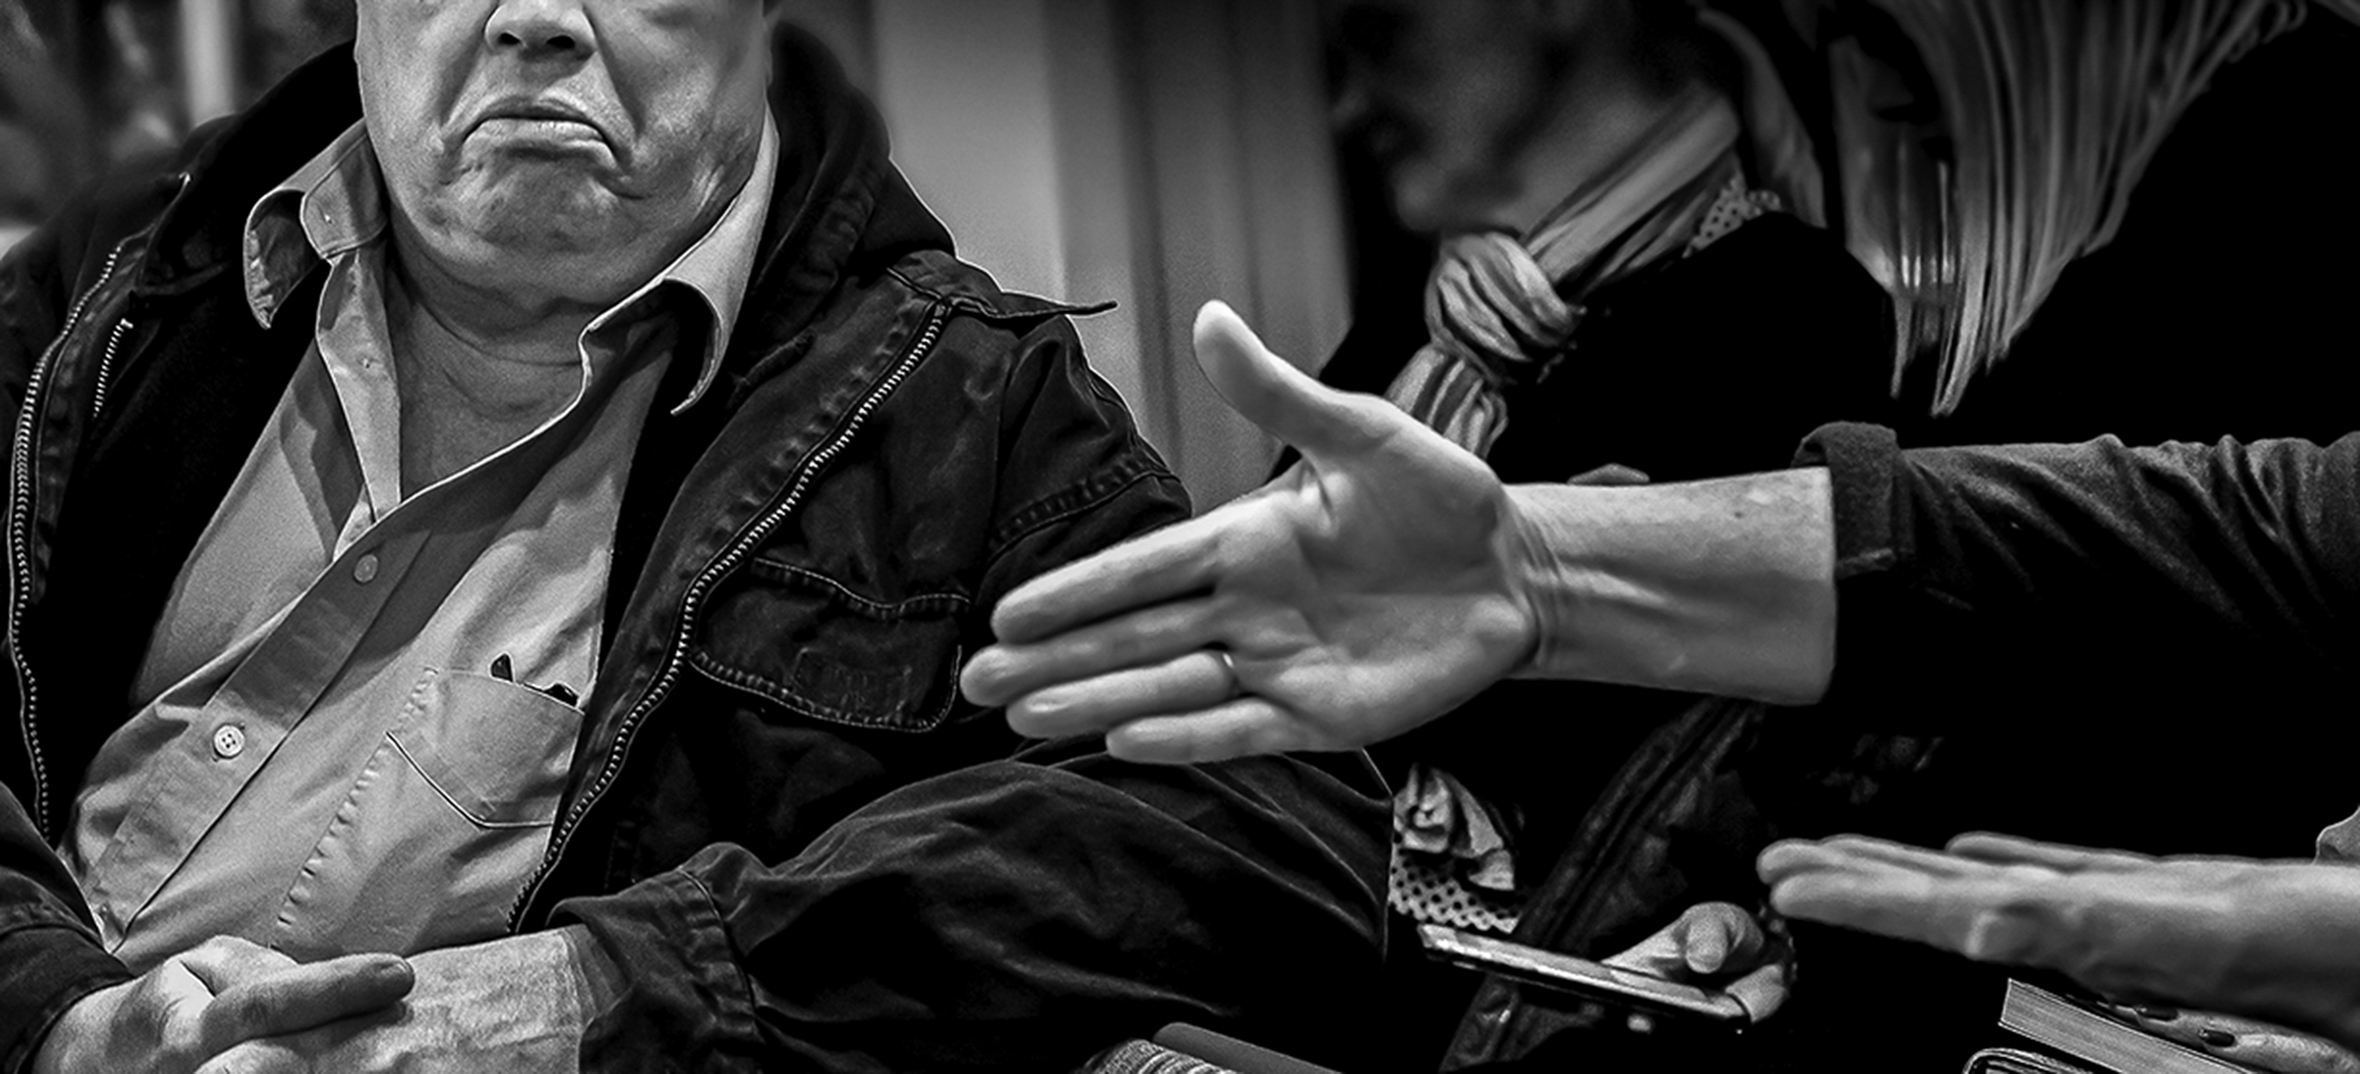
[1797,422,2360,702]
[554,315,1391,1073]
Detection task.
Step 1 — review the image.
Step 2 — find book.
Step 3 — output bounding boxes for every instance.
[1997,979,2256,1074]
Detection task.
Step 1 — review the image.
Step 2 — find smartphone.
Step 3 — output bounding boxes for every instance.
[1416,924,1750,1025]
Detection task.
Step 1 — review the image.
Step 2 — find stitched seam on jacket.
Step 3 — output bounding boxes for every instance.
[736,560,971,621]
[685,647,960,733]
[884,264,1104,320]
[987,451,1170,556]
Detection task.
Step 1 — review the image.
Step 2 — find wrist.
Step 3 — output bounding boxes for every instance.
[1499,483,1568,681]
[28,983,114,1074]
[1498,472,1837,702]
[557,925,626,1025]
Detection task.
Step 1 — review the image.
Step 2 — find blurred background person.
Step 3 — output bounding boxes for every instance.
[1304,2,1892,1067]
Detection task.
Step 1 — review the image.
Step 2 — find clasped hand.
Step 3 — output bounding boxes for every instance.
[961,301,1543,762]
[35,927,606,1073]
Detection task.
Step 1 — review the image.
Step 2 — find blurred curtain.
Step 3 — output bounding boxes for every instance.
[1044,0,1351,508]
[874,0,1350,508]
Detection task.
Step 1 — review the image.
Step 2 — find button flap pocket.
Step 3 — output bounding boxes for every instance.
[697,560,969,733]
[388,667,584,828]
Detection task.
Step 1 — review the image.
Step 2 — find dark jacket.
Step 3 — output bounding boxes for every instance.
[0,30,1388,1074]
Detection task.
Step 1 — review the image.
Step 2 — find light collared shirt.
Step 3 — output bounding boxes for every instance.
[62,116,777,970]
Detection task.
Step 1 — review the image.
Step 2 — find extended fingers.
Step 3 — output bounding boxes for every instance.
[1762,835,2026,881]
[967,597,1226,708]
[1102,697,1323,764]
[1946,832,2160,873]
[980,512,1229,654]
[1763,865,1949,944]
[1006,651,1236,739]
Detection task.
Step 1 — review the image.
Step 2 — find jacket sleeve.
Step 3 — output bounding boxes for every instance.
[1799,422,2360,704]
[554,315,1393,1073]
[0,194,139,1074]
[0,792,130,1074]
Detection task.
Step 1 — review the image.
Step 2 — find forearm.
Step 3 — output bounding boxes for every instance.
[1507,467,1838,704]
[2206,871,2360,1056]
[1793,427,2360,665]
[2042,865,2360,1055]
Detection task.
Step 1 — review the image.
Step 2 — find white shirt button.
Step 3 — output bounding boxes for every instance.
[352,553,380,584]
[211,723,246,759]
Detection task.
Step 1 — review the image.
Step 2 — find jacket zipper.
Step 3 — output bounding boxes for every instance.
[509,305,950,928]
[10,243,133,837]
[87,317,136,423]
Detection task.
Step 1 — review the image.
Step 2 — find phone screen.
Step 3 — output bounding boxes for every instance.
[1416,924,1750,1024]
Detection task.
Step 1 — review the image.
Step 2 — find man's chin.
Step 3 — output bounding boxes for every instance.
[1386,166,1514,236]
[447,178,619,245]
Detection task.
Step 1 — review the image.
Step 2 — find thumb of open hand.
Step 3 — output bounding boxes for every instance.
[1194,301,1381,461]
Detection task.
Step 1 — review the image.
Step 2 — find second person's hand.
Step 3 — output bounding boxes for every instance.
[1603,901,1791,1023]
[959,300,1543,763]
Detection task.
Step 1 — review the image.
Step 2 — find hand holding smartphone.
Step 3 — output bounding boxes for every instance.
[1416,924,1753,1026]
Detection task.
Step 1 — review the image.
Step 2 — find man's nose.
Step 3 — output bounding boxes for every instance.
[485,0,596,58]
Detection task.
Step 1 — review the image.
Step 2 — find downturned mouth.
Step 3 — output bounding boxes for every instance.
[471,97,608,141]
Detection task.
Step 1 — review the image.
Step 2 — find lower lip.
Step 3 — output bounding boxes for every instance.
[472,116,604,149]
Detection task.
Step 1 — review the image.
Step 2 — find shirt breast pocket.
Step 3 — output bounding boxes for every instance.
[389,667,583,828]
[273,666,584,959]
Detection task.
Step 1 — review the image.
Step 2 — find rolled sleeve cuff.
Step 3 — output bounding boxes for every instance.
[1791,422,1905,582]
[552,861,765,1073]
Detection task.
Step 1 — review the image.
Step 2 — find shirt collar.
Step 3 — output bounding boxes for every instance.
[241,114,779,414]
[242,122,387,328]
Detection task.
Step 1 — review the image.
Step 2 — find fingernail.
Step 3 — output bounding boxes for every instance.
[2137,1006,2178,1022]
[2199,1029,2236,1048]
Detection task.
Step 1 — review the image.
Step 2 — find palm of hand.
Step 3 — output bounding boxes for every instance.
[1219,428,1533,748]
[963,300,1542,762]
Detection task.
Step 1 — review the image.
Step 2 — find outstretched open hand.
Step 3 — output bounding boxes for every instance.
[960,301,1541,763]
[1760,832,2360,1059]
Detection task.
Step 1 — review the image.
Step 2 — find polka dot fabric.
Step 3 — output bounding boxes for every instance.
[1688,175,1782,255]
[1389,842,1523,935]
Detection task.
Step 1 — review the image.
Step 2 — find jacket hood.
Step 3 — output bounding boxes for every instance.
[140,22,954,374]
